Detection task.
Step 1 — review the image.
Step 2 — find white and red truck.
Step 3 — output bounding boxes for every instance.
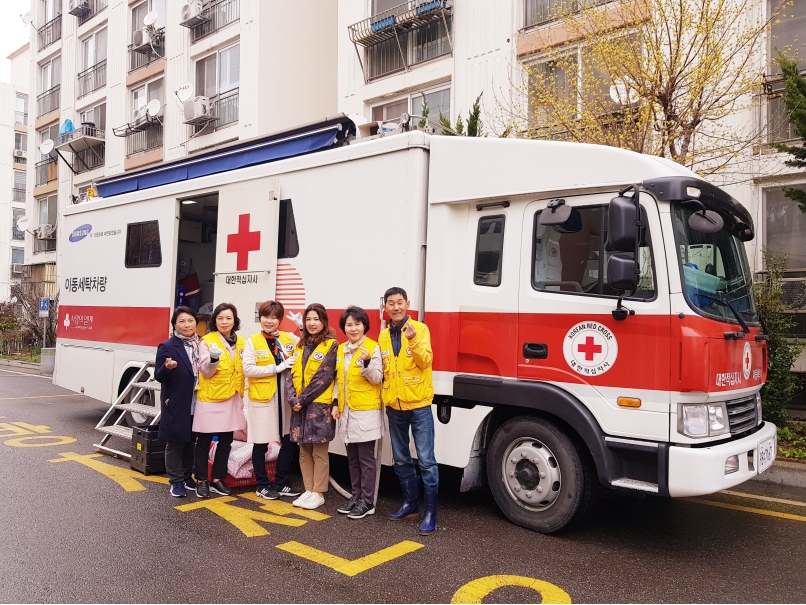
[55,114,776,532]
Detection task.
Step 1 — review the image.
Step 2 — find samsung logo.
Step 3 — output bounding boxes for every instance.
[69,224,92,242]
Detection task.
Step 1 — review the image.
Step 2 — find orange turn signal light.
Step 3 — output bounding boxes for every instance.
[617,397,641,408]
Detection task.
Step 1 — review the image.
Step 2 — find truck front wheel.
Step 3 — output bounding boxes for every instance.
[486,416,592,533]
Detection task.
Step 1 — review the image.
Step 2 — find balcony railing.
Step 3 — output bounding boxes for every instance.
[12,188,25,202]
[190,0,240,42]
[366,17,452,80]
[193,88,239,134]
[126,122,163,156]
[75,144,105,174]
[523,0,611,29]
[38,15,62,51]
[34,233,57,253]
[76,0,108,25]
[35,157,58,187]
[37,85,60,118]
[15,111,27,125]
[129,43,163,72]
[12,153,27,166]
[77,61,107,98]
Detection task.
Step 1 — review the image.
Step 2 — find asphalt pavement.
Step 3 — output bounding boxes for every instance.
[1,367,805,603]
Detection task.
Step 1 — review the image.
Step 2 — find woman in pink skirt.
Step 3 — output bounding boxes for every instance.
[193,302,247,498]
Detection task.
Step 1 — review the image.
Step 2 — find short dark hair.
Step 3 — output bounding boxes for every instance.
[171,306,197,328]
[258,300,285,320]
[210,302,241,334]
[384,287,408,302]
[339,306,370,334]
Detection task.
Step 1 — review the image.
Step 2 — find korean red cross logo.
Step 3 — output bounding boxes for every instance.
[562,321,619,376]
[227,214,261,271]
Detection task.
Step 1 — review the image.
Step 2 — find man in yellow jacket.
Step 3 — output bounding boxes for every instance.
[378,286,438,536]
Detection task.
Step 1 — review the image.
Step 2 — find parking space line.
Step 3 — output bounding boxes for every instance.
[276,540,424,577]
[720,490,806,508]
[176,497,308,537]
[49,452,169,491]
[0,394,85,401]
[688,498,806,522]
[0,369,50,378]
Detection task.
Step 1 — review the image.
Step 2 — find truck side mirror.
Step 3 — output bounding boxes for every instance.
[606,194,642,252]
[607,255,639,291]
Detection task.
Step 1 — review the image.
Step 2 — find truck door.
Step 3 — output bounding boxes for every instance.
[213,178,280,334]
[517,194,672,441]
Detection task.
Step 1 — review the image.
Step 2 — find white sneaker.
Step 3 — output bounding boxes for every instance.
[292,491,312,507]
[299,492,325,510]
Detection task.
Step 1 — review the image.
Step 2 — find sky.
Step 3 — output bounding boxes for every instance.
[0,0,32,84]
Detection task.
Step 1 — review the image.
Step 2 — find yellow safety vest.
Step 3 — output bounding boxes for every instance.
[196,331,245,402]
[335,337,382,413]
[378,318,434,411]
[291,338,337,405]
[247,331,296,403]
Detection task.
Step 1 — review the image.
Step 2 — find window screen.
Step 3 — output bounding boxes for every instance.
[277,200,299,259]
[126,221,162,268]
[474,215,505,286]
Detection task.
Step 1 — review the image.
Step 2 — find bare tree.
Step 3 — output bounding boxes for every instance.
[10,281,59,349]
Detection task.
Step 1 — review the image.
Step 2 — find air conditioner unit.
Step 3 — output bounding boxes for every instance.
[181,0,204,23]
[132,28,153,53]
[184,96,211,123]
[11,263,23,275]
[36,224,56,239]
[132,107,143,123]
[13,149,26,159]
[68,0,89,16]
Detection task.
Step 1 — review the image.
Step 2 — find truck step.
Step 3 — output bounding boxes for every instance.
[610,478,659,493]
[96,425,134,440]
[115,403,159,417]
[131,381,160,391]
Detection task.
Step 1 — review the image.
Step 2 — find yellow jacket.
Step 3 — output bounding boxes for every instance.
[291,338,338,405]
[197,331,245,402]
[247,331,296,403]
[335,337,382,412]
[378,318,433,411]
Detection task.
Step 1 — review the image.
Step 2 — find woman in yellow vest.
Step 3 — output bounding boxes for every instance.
[286,302,338,510]
[243,300,300,501]
[193,302,247,499]
[332,306,383,520]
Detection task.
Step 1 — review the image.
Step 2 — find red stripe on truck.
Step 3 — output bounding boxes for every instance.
[57,306,170,347]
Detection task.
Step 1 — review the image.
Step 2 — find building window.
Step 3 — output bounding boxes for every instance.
[126,78,164,156]
[35,194,57,253]
[74,103,106,173]
[13,171,26,202]
[37,57,61,117]
[372,87,451,124]
[764,187,806,270]
[278,200,299,259]
[78,28,107,98]
[38,0,62,50]
[12,208,25,241]
[524,0,612,29]
[125,221,162,268]
[130,0,165,72]
[765,0,806,143]
[194,44,240,132]
[15,94,28,125]
[11,249,24,265]
[190,0,239,43]
[474,216,505,286]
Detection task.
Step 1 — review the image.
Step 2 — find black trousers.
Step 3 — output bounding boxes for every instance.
[194,432,233,481]
[273,433,299,489]
[252,442,270,488]
[165,441,194,485]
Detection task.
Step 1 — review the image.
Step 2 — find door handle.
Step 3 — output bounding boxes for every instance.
[523,343,548,359]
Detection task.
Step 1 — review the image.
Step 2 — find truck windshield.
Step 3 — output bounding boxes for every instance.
[672,203,758,325]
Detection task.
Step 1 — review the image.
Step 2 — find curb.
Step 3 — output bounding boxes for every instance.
[0,358,41,370]
[749,459,806,489]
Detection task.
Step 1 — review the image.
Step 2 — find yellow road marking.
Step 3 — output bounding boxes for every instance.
[0,421,50,437]
[451,575,572,604]
[176,496,307,537]
[48,452,168,490]
[0,394,84,400]
[721,490,806,508]
[276,540,424,577]
[689,498,806,522]
[6,435,76,447]
[239,492,330,521]
[451,575,571,604]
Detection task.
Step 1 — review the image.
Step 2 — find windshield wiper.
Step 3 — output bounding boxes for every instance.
[704,295,749,338]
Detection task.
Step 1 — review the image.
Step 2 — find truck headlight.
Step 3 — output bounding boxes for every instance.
[678,402,730,438]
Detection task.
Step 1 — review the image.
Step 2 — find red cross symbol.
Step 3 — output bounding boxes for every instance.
[578,336,602,361]
[227,214,261,271]
[744,351,751,370]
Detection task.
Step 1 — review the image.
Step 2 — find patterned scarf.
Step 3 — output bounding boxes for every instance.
[344,335,366,354]
[175,333,200,383]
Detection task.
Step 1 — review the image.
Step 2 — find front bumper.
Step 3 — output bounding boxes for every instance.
[667,421,777,497]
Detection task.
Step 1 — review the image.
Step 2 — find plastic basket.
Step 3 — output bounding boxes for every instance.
[206,459,276,489]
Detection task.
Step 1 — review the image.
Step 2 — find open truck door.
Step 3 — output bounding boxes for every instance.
[214,177,281,334]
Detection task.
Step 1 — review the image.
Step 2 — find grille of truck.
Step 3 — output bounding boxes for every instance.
[726,396,757,435]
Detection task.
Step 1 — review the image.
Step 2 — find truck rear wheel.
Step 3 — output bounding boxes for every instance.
[486,416,592,533]
[118,368,155,427]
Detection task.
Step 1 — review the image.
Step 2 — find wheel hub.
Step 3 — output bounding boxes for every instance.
[502,438,562,510]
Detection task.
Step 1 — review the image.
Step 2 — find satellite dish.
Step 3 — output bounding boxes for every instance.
[39,139,54,155]
[176,81,193,103]
[609,80,638,105]
[146,99,162,117]
[21,11,33,25]
[10,296,17,304]
[143,11,158,26]
[16,216,30,232]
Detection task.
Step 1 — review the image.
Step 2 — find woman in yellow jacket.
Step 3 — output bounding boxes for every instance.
[332,306,383,520]
[194,303,247,498]
[286,303,338,510]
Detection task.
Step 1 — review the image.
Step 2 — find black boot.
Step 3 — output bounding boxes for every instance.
[418,487,438,535]
[388,476,421,520]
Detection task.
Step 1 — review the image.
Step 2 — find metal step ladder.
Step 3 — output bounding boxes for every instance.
[93,362,160,458]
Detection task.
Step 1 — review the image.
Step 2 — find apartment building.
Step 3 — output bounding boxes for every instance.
[0,44,30,302]
[24,0,337,287]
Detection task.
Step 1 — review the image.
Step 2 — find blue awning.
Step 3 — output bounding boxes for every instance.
[97,126,340,198]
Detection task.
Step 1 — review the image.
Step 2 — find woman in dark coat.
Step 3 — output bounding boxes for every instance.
[155,306,200,498]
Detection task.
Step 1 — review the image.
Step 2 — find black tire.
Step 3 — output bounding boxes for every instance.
[486,416,593,533]
[118,368,156,427]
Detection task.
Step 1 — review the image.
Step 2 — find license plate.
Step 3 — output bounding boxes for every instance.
[757,437,775,474]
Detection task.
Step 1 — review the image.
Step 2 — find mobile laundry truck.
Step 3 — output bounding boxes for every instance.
[56,114,776,532]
